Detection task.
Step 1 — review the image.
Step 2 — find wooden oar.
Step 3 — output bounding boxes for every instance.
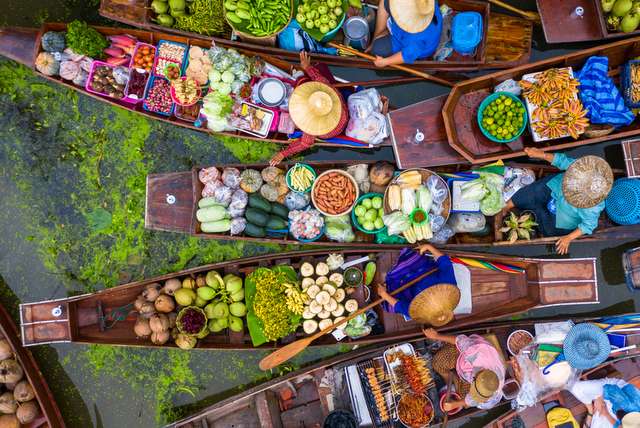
[259,266,438,370]
[441,371,454,428]
[488,0,541,23]
[327,42,454,87]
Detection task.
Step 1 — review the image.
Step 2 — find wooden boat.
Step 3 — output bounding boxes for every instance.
[165,318,640,428]
[536,0,640,44]
[0,304,65,428]
[0,23,402,151]
[98,0,533,72]
[487,355,640,428]
[391,36,640,167]
[18,248,598,350]
[623,138,640,178]
[145,159,640,248]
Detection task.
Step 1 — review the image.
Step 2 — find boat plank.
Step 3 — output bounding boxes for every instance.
[485,13,533,65]
[145,172,195,233]
[388,95,468,169]
[536,0,603,43]
[539,282,598,305]
[623,138,640,178]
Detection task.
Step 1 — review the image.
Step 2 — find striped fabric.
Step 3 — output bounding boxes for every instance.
[576,56,635,127]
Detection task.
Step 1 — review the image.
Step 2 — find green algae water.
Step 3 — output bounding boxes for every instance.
[1,0,640,426]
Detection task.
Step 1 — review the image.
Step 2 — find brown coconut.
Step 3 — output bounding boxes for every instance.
[162,278,181,296]
[0,360,23,384]
[133,317,151,339]
[0,392,17,414]
[142,283,162,302]
[149,314,169,333]
[154,294,175,313]
[0,414,19,428]
[150,330,170,345]
[13,381,34,403]
[0,340,13,361]
[16,400,39,424]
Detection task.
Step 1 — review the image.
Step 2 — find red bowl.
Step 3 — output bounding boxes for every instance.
[440,391,462,415]
[170,77,202,107]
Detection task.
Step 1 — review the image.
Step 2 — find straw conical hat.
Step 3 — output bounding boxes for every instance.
[289,82,342,136]
[408,283,460,326]
[622,413,640,428]
[470,369,499,404]
[562,155,613,208]
[390,0,435,33]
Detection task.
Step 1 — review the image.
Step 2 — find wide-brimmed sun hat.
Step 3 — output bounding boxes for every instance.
[408,283,460,326]
[622,412,640,428]
[288,81,342,136]
[563,155,613,208]
[470,369,499,404]
[563,323,611,369]
[389,0,435,33]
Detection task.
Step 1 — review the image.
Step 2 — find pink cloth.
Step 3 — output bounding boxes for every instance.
[455,334,506,409]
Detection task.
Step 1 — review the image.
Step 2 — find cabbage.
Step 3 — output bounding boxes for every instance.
[221,70,235,84]
[460,180,487,202]
[208,69,221,82]
[217,82,232,95]
[477,172,504,216]
[207,117,228,132]
[325,215,355,242]
[416,185,432,211]
[382,211,410,235]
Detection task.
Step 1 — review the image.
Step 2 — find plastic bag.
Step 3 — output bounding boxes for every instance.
[202,180,224,198]
[347,88,382,120]
[230,217,247,235]
[284,191,310,210]
[503,167,536,202]
[214,184,232,207]
[346,164,370,193]
[429,224,454,244]
[228,189,248,217]
[382,211,410,235]
[430,215,445,233]
[325,215,356,243]
[427,175,448,204]
[345,112,388,145]
[222,167,241,189]
[449,212,486,233]
[199,166,220,184]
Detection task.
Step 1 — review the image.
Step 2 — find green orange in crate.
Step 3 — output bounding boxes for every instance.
[478,92,527,143]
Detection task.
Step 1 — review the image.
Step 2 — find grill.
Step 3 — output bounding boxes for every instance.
[356,358,396,428]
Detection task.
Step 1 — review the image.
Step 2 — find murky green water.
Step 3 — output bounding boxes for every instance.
[1,1,640,427]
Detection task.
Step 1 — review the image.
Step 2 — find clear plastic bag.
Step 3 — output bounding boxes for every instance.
[325,215,356,243]
[346,164,370,193]
[230,217,246,235]
[222,167,241,189]
[228,189,248,217]
[503,167,535,202]
[430,215,445,233]
[345,112,389,145]
[284,191,310,210]
[449,212,486,233]
[347,88,382,119]
[429,225,454,244]
[428,175,448,204]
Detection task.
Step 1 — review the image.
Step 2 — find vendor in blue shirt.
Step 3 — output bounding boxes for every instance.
[366,0,442,68]
[504,147,613,255]
[377,244,459,327]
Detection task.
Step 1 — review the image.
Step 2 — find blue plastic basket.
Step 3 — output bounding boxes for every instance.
[606,178,640,225]
[142,76,175,117]
[622,60,640,109]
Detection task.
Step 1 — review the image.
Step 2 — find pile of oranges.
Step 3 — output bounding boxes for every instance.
[132,45,155,72]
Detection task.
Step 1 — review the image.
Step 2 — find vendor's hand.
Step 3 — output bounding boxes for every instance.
[524,147,547,160]
[555,234,573,255]
[416,243,436,255]
[593,396,607,414]
[423,327,440,341]
[299,51,311,70]
[442,402,457,412]
[270,152,285,167]
[374,55,388,68]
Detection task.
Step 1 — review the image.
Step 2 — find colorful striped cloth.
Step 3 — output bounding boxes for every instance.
[449,256,524,273]
[576,56,635,127]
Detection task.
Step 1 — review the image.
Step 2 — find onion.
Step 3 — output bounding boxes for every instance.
[13,381,34,403]
[0,340,12,361]
[133,317,151,339]
[16,400,39,424]
[0,392,16,414]
[0,360,23,384]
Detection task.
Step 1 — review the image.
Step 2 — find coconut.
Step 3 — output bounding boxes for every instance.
[300,262,314,277]
[139,302,156,318]
[331,304,345,318]
[315,262,329,276]
[167,312,177,329]
[175,334,197,350]
[344,299,358,313]
[0,340,12,362]
[154,294,176,313]
[0,392,17,414]
[12,381,34,403]
[324,298,338,312]
[301,278,315,290]
[142,283,162,302]
[163,278,182,295]
[319,319,333,331]
[133,295,146,312]
[329,273,344,287]
[322,283,336,296]
[306,285,321,299]
[3,383,16,391]
[309,300,323,314]
[16,400,39,424]
[0,360,23,384]
[182,277,196,289]
[303,320,318,334]
[302,308,314,320]
[149,314,170,333]
[151,330,170,345]
[315,291,331,306]
[315,276,328,286]
[133,317,152,338]
[195,275,206,288]
[334,289,346,303]
[317,310,331,320]
[0,414,19,428]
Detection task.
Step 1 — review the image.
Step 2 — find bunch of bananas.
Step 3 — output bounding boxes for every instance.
[283,282,306,315]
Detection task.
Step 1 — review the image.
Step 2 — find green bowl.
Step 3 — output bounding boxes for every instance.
[286,163,316,194]
[477,92,528,144]
[294,0,348,42]
[351,192,386,234]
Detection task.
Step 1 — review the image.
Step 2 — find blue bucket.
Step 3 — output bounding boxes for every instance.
[606,178,640,225]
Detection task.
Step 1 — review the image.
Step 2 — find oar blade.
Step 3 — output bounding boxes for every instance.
[259,337,313,371]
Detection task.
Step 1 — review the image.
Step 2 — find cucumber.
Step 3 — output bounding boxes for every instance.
[244,223,266,237]
[226,11,242,23]
[236,8,250,19]
[197,205,228,223]
[266,216,287,230]
[270,202,289,220]
[245,208,269,227]
[198,197,219,209]
[248,193,271,212]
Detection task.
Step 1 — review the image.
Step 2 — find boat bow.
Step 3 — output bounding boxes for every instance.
[145,171,196,233]
[0,27,39,67]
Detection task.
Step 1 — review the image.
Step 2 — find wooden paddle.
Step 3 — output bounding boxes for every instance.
[488,0,541,23]
[258,266,439,370]
[327,42,454,87]
[441,370,454,428]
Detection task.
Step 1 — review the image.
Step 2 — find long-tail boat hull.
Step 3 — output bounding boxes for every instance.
[0,23,397,150]
[98,0,533,72]
[144,159,640,248]
[0,304,65,428]
[391,36,640,168]
[19,249,597,350]
[164,318,640,428]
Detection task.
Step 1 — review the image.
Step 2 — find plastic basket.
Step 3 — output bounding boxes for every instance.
[477,92,528,143]
[142,76,175,117]
[286,163,316,193]
[605,178,640,225]
[622,60,640,109]
[351,192,386,234]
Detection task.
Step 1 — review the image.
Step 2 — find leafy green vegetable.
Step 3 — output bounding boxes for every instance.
[65,20,108,58]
